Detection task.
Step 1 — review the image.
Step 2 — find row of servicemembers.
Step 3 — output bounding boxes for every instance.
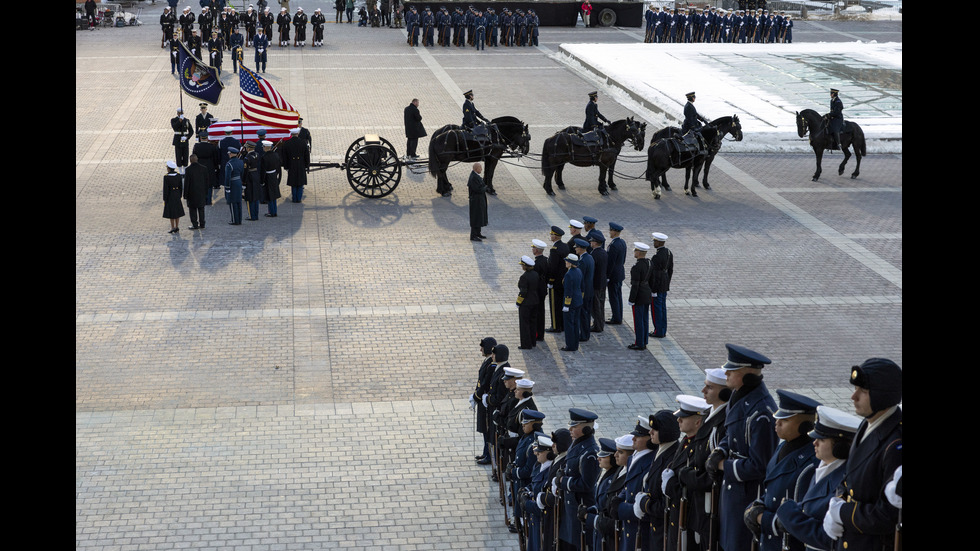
[644,6,793,44]
[472,340,902,551]
[160,5,327,49]
[404,5,540,48]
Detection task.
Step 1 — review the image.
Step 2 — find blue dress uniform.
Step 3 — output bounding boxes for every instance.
[422,8,435,47]
[462,91,488,128]
[632,411,681,551]
[560,256,583,351]
[223,150,244,224]
[775,405,862,551]
[522,434,554,551]
[253,30,268,72]
[713,344,778,551]
[487,8,498,46]
[583,438,619,551]
[829,359,902,551]
[584,93,610,131]
[559,409,600,549]
[753,391,821,551]
[572,239,594,342]
[614,419,657,551]
[474,12,486,50]
[605,223,627,324]
[528,10,539,47]
[229,29,244,72]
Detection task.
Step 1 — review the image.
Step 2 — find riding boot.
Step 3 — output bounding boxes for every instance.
[834,132,842,151]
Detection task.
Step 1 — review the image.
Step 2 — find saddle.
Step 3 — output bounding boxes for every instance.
[568,128,608,151]
[665,131,707,165]
[462,123,492,145]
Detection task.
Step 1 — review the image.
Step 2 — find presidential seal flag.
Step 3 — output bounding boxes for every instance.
[177,41,224,105]
[238,63,300,130]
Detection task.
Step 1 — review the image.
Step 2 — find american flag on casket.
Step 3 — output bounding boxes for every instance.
[205,120,293,143]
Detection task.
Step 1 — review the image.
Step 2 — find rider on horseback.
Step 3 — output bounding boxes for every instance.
[681,91,710,133]
[463,90,491,129]
[826,87,843,150]
[584,91,612,146]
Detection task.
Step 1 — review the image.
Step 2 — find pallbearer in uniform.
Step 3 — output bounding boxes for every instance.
[223,147,244,225]
[744,390,820,551]
[775,406,861,551]
[260,140,282,217]
[516,255,541,350]
[242,142,262,221]
[706,344,778,551]
[822,358,902,551]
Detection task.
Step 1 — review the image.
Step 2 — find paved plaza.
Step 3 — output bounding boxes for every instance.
[76,4,901,549]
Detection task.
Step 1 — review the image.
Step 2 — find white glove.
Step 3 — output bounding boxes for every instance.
[633,494,646,519]
[468,394,476,410]
[562,307,569,312]
[661,468,674,495]
[536,492,545,510]
[885,465,902,509]
[823,497,844,540]
[652,293,658,297]
[547,284,553,289]
[551,478,558,494]
[628,302,634,306]
[482,394,488,407]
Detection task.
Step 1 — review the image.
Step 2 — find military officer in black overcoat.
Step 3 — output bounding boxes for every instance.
[605,222,627,325]
[682,91,710,133]
[183,154,210,229]
[472,336,498,465]
[192,129,220,205]
[545,226,568,333]
[530,239,549,342]
[242,142,263,221]
[281,128,309,203]
[587,230,607,333]
[260,140,282,216]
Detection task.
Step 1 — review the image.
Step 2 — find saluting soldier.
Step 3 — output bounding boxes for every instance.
[281,127,310,203]
[171,108,194,172]
[823,359,902,551]
[745,390,820,551]
[706,344,779,551]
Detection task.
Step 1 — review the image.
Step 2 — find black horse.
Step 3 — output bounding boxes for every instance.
[540,117,646,196]
[646,116,743,199]
[427,116,530,196]
[648,115,743,195]
[796,108,866,182]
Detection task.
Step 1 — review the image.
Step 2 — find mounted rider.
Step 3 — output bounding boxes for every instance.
[583,91,612,146]
[463,89,491,129]
[681,91,710,133]
[826,87,843,150]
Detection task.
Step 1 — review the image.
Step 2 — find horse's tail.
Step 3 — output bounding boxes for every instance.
[854,125,867,156]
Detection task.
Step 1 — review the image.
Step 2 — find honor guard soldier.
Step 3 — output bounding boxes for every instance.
[649,232,673,339]
[587,230,607,333]
[277,7,291,46]
[161,7,177,48]
[260,140,282,216]
[223,147,245,225]
[530,239,549,342]
[611,415,658,551]
[462,90,490,129]
[171,108,194,172]
[179,7,196,42]
[474,9,486,50]
[242,142,263,221]
[472,336,497,465]
[281,127,309,203]
[775,406,861,551]
[260,7,275,40]
[571,238,594,343]
[521,431,560,551]
[565,219,584,252]
[229,26,244,73]
[605,222,627,325]
[558,408,600,550]
[243,5,257,45]
[209,30,224,74]
[484,345,513,457]
[293,7,307,46]
[559,254,582,352]
[296,117,313,161]
[517,255,541,349]
[487,7,498,47]
[628,410,681,551]
[585,434,632,551]
[253,26,269,72]
[682,91,710,133]
[580,435,621,551]
[827,88,844,150]
[508,408,546,534]
[169,31,182,73]
[823,358,902,551]
[745,390,820,551]
[311,8,325,46]
[545,226,569,334]
[627,242,653,350]
[199,6,214,48]
[664,395,711,551]
[706,344,778,551]
[584,91,610,131]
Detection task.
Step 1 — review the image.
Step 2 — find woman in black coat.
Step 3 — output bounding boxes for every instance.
[163,161,185,233]
[467,162,488,240]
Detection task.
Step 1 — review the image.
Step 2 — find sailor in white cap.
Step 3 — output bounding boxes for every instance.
[649,232,673,339]
[517,256,541,349]
[311,8,325,47]
[663,395,711,550]
[276,6,291,47]
[627,242,653,350]
[560,253,583,351]
[585,434,633,549]
[531,239,549,341]
[292,7,308,47]
[565,219,585,251]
